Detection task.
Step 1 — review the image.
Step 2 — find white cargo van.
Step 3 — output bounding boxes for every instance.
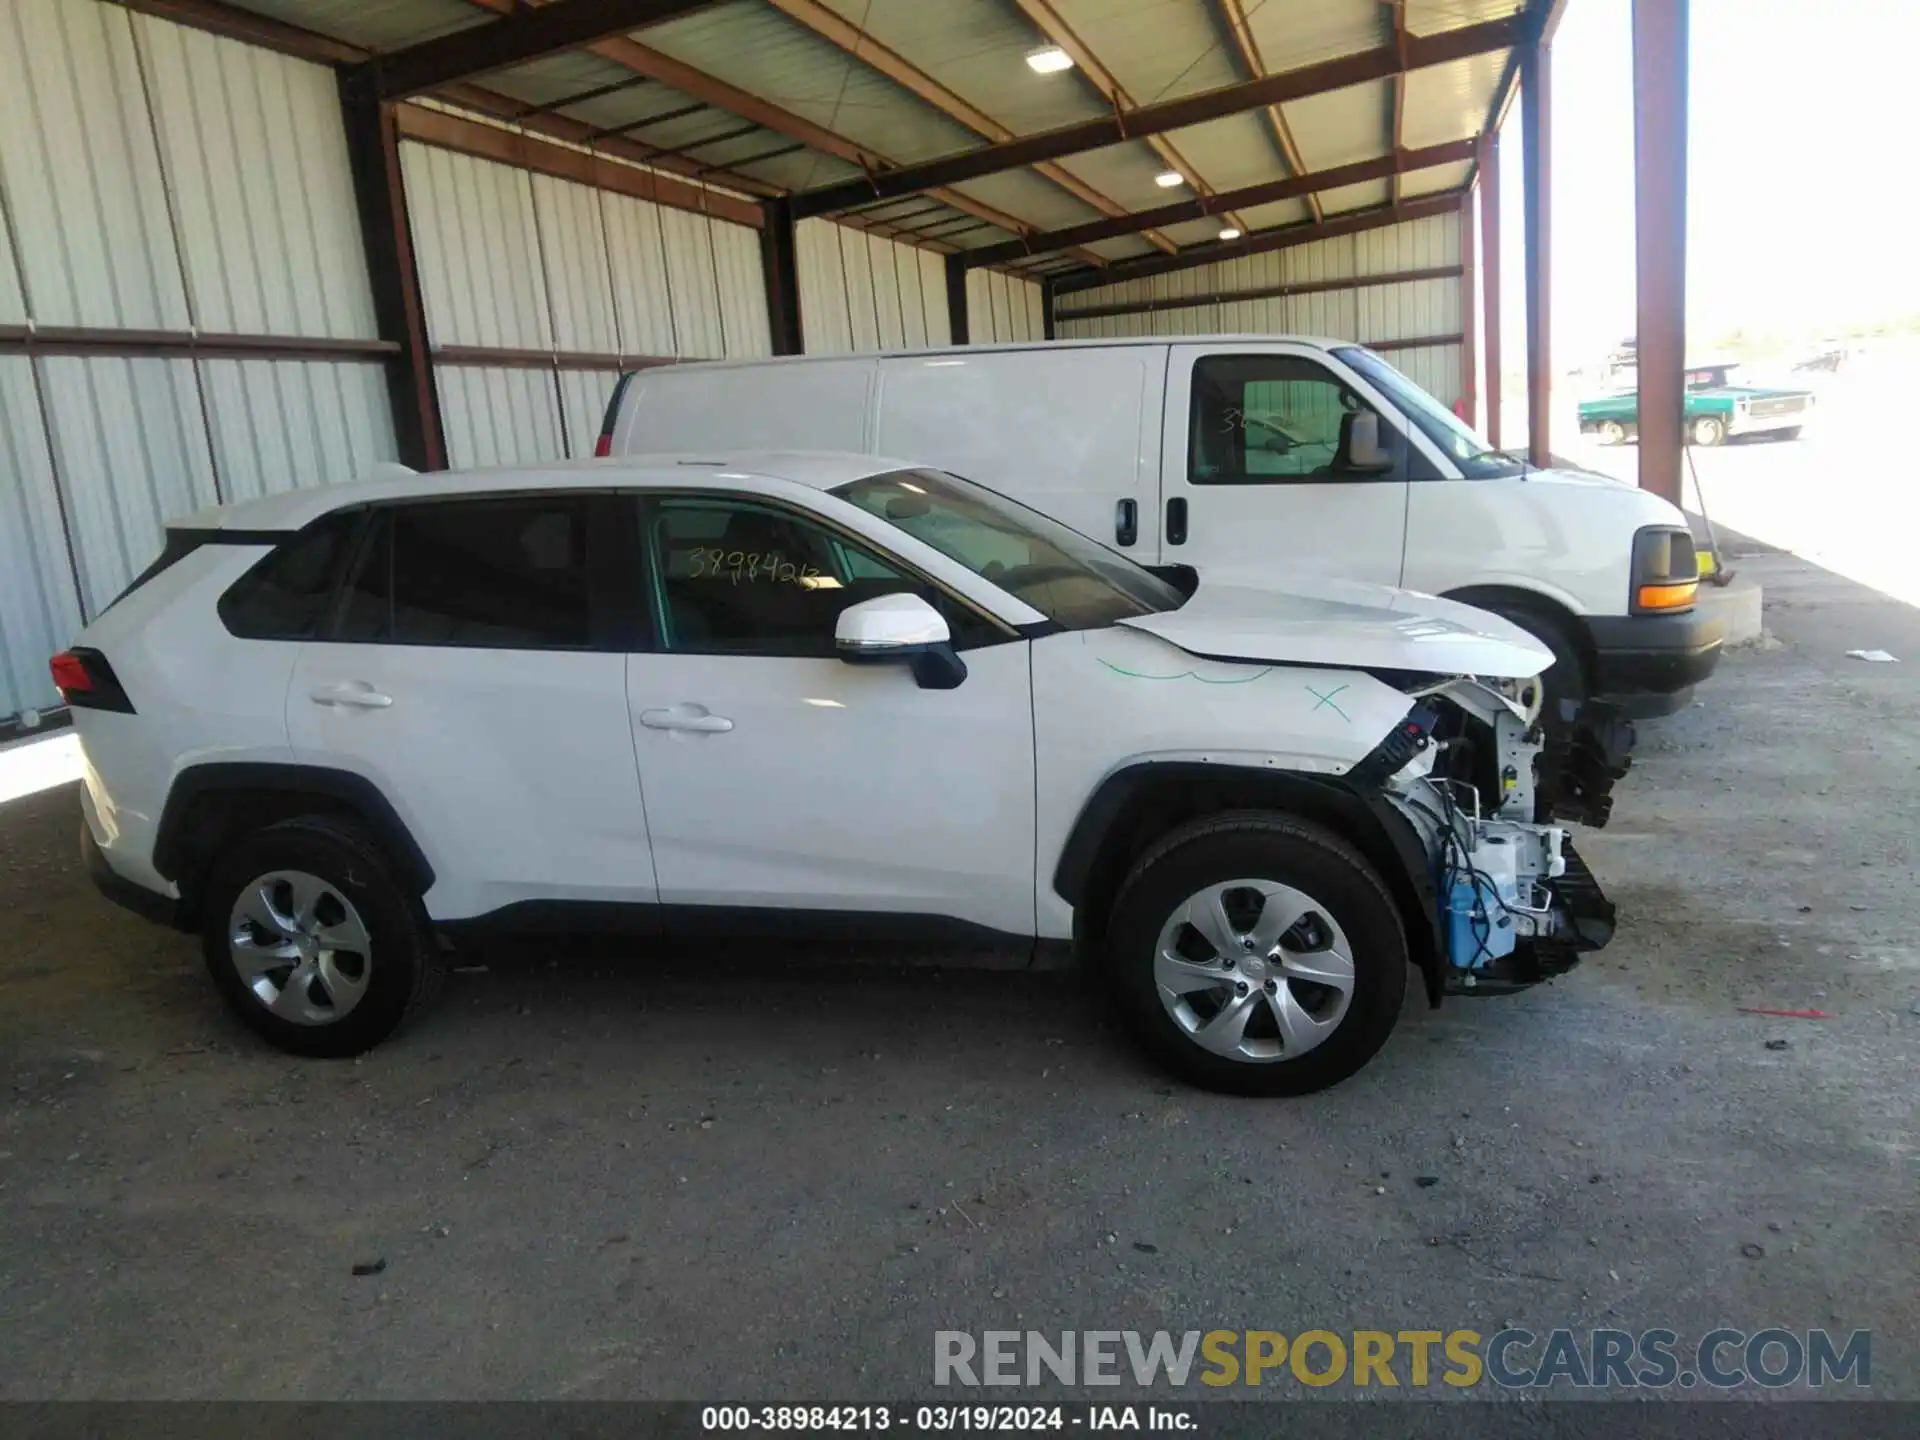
[600,336,1722,722]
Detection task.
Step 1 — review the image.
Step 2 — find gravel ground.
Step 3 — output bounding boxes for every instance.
[0,547,1914,1402]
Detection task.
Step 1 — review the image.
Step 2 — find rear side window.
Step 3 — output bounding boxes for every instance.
[335,497,593,649]
[218,512,362,639]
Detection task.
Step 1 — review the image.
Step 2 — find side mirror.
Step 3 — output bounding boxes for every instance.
[1339,410,1394,473]
[834,593,967,689]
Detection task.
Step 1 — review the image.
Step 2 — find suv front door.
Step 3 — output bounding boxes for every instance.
[1162,345,1413,586]
[286,493,658,921]
[625,492,1037,940]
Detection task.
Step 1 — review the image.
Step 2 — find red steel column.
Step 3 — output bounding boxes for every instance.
[1478,130,1502,449]
[1632,0,1689,506]
[1520,40,1551,467]
[1459,186,1478,428]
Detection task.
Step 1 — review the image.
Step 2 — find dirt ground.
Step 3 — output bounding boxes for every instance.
[1,547,1915,1402]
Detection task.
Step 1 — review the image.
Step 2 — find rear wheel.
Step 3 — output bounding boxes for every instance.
[1689,414,1726,447]
[1106,813,1408,1096]
[200,815,442,1057]
[1598,419,1628,446]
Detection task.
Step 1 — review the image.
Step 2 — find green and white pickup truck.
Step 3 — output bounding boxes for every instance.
[1577,362,1815,447]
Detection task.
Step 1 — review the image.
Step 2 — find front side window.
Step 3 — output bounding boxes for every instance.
[1189,354,1384,484]
[832,468,1181,632]
[1333,345,1525,479]
[334,497,593,648]
[645,496,998,657]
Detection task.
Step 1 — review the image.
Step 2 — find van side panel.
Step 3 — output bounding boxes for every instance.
[614,359,875,454]
[873,347,1165,559]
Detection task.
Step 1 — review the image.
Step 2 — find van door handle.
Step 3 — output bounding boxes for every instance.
[1165,496,1188,546]
[1114,498,1138,547]
[640,705,734,734]
[310,682,393,709]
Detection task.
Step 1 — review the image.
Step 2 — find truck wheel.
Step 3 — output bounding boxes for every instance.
[199,815,443,1058]
[1598,420,1628,446]
[1688,415,1726,447]
[1105,813,1407,1096]
[1774,425,1803,441]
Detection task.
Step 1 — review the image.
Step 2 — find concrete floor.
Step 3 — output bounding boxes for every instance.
[2,547,1916,1402]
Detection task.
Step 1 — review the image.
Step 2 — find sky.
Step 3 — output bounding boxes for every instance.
[1502,0,1920,370]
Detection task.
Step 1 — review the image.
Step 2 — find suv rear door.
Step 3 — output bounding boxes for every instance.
[285,493,658,921]
[1160,343,1414,586]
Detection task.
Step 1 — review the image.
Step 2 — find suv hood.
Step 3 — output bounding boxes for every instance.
[1116,578,1553,679]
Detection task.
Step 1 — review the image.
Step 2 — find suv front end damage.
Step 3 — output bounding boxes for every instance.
[1353,678,1617,995]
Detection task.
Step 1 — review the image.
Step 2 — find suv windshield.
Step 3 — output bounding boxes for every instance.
[831,468,1183,631]
[1334,345,1526,479]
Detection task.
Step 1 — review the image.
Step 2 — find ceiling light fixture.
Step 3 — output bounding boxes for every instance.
[1154,170,1185,188]
[1218,226,1242,241]
[1025,45,1074,74]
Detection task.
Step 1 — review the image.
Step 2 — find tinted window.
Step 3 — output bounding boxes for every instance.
[335,498,592,648]
[646,496,997,657]
[1332,345,1524,479]
[219,512,361,639]
[832,468,1180,632]
[1189,355,1384,484]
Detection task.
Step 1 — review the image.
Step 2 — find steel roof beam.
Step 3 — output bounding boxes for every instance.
[1049,193,1464,295]
[763,0,1177,254]
[964,139,1473,266]
[366,0,722,100]
[792,14,1520,218]
[1207,0,1322,224]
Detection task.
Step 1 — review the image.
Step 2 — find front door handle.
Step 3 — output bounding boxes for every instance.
[310,682,393,709]
[1165,496,1189,546]
[640,705,734,734]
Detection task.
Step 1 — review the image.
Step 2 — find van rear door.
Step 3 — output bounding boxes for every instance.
[1161,343,1411,587]
[874,346,1163,558]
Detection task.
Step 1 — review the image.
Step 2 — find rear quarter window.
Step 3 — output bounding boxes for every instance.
[218,511,363,640]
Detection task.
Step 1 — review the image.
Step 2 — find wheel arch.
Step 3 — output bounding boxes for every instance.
[1054,763,1445,1005]
[1442,583,1597,694]
[153,763,434,924]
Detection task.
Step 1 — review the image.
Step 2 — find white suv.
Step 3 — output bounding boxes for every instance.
[60,453,1616,1095]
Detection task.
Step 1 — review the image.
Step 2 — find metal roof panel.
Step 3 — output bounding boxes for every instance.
[227,0,482,52]
[1402,51,1507,148]
[1282,80,1394,171]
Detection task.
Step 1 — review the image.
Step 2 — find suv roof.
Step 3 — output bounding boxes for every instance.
[173,451,921,533]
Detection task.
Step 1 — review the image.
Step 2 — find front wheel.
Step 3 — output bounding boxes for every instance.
[1689,414,1726,447]
[1106,814,1408,1095]
[1598,419,1628,446]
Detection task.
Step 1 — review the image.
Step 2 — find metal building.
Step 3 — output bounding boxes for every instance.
[0,0,1690,730]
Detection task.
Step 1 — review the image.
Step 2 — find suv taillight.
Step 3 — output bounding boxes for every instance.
[50,648,136,713]
[593,432,612,457]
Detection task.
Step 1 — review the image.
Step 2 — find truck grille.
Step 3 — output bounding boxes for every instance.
[1747,396,1808,419]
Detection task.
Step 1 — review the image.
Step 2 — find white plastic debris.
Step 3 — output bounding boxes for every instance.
[1846,649,1898,663]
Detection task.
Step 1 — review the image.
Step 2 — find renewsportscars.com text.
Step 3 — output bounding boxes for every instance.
[934,1328,1870,1391]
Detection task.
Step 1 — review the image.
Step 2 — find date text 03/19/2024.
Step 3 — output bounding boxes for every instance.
[700,1406,1191,1432]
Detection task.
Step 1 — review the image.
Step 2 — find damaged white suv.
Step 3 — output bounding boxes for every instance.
[61,453,1617,1094]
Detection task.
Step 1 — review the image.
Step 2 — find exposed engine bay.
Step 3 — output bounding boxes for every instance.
[1353,679,1619,995]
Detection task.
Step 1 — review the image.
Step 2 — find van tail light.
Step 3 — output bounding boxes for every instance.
[50,648,136,713]
[593,432,612,457]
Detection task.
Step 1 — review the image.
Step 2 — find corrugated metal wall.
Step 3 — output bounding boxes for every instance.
[966,268,1045,345]
[401,140,773,467]
[795,218,950,354]
[1054,213,1464,404]
[0,0,395,725]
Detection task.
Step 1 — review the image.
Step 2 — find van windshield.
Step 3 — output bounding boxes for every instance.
[831,468,1183,631]
[1333,345,1526,479]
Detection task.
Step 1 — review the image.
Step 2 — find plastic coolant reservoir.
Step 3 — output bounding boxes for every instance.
[1445,835,1521,970]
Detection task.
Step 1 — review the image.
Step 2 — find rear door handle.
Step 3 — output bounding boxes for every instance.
[640,706,733,734]
[310,682,393,709]
[1114,497,1138,547]
[1165,496,1188,546]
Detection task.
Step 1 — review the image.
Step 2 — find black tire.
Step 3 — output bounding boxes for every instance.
[1105,813,1408,1096]
[199,815,442,1057]
[1479,601,1588,731]
[1688,414,1726,447]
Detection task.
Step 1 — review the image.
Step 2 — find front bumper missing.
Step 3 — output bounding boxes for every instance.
[1444,838,1615,996]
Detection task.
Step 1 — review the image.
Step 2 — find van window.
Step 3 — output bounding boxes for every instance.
[333,498,593,648]
[1333,346,1524,479]
[1188,355,1382,484]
